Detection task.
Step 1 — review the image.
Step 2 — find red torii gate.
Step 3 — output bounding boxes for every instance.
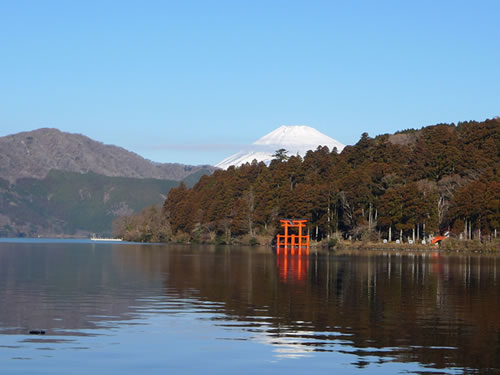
[276,219,310,254]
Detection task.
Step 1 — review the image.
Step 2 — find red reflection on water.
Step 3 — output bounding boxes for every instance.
[431,251,443,274]
[276,250,309,284]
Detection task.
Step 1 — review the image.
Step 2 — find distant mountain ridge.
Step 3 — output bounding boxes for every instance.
[0,128,215,183]
[0,128,216,237]
[216,125,345,169]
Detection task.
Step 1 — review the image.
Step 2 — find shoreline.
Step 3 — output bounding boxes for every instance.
[0,237,498,254]
[330,239,499,253]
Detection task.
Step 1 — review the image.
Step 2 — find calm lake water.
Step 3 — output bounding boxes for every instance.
[0,240,499,374]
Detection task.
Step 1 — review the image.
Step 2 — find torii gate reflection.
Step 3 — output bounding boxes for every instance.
[276,219,310,283]
[276,252,309,284]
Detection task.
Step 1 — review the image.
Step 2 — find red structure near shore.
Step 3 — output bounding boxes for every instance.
[276,219,310,255]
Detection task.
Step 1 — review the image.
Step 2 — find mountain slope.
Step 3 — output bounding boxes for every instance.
[0,128,215,183]
[0,128,217,237]
[0,171,179,237]
[216,125,345,169]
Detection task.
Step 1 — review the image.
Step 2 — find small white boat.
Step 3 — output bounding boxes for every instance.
[90,234,123,242]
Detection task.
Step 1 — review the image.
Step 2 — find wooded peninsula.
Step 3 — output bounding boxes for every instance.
[114,118,500,249]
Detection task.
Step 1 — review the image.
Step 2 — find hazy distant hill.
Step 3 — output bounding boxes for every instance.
[0,128,215,183]
[0,128,216,237]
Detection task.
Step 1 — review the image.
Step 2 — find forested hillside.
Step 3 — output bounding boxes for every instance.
[0,128,215,237]
[115,119,500,244]
[0,171,179,237]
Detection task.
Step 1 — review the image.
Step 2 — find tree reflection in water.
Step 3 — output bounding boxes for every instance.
[153,246,500,372]
[0,242,498,373]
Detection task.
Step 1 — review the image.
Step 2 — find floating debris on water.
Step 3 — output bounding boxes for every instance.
[29,330,46,335]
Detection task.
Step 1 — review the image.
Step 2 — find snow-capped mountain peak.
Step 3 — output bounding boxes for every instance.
[216,125,345,169]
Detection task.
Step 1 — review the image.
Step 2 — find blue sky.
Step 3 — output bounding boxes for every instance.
[1,0,499,165]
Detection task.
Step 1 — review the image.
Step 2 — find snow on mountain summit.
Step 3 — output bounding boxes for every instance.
[255,125,343,147]
[216,125,345,169]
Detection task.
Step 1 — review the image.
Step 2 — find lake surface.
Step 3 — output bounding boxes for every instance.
[0,240,499,374]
